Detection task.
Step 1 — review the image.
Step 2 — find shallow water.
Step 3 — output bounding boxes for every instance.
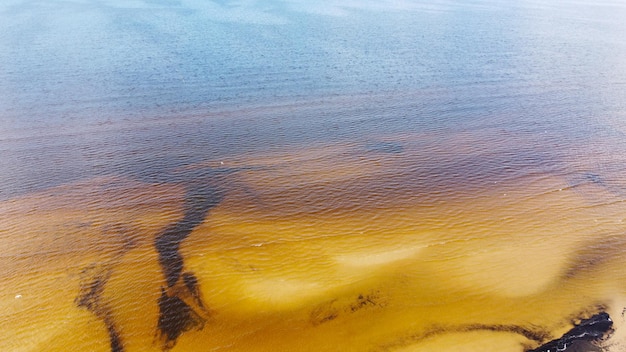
[2,0,626,351]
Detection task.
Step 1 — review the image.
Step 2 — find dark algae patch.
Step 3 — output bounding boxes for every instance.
[526,312,613,352]
[74,177,225,352]
[155,183,222,287]
[75,264,124,352]
[154,181,223,350]
[75,224,140,352]
[157,287,206,350]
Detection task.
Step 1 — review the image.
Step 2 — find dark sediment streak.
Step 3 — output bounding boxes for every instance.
[377,323,551,351]
[154,181,223,350]
[563,236,624,280]
[420,324,550,345]
[74,223,141,352]
[377,311,612,352]
[378,310,613,352]
[156,183,222,287]
[75,265,124,352]
[73,169,231,352]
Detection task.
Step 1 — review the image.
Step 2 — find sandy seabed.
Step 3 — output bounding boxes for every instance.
[2,127,626,352]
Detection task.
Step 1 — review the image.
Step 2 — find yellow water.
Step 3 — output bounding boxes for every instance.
[2,126,626,352]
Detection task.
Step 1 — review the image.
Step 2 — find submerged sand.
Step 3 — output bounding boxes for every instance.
[1,129,626,351]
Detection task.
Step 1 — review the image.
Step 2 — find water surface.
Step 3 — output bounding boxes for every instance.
[2,0,626,351]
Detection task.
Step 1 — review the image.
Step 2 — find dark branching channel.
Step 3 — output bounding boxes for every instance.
[76,264,124,352]
[75,176,224,352]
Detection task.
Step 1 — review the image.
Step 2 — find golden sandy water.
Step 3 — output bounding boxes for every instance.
[2,126,626,352]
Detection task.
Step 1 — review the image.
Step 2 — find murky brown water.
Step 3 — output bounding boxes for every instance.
[3,0,626,351]
[3,103,626,351]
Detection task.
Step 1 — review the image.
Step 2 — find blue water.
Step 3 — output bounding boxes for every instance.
[2,0,626,196]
